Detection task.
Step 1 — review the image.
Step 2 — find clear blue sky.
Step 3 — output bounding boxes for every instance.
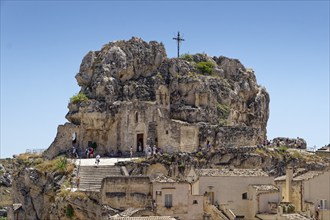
[1,1,329,158]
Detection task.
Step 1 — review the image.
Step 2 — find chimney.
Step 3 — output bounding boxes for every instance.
[285,166,293,202]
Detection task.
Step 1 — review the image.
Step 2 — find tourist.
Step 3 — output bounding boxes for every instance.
[76,176,80,189]
[89,147,94,158]
[145,145,149,158]
[153,145,157,155]
[72,146,78,158]
[148,145,152,157]
[138,143,142,152]
[95,155,100,166]
[130,146,133,159]
[85,148,89,158]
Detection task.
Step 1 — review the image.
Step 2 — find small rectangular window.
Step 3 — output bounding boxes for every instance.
[165,194,173,208]
[242,192,248,200]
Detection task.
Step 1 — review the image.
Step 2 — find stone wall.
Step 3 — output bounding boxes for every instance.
[100,176,151,210]
[195,176,275,218]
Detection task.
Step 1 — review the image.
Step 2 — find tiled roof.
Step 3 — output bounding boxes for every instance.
[151,175,176,183]
[275,171,323,181]
[282,213,311,220]
[251,184,279,191]
[110,217,176,220]
[293,171,322,181]
[195,169,268,177]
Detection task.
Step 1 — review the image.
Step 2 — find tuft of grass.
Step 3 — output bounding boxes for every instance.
[69,92,88,104]
[180,53,193,62]
[255,148,266,156]
[278,145,288,154]
[35,157,74,174]
[291,150,303,159]
[58,189,88,201]
[17,153,42,161]
[0,188,12,208]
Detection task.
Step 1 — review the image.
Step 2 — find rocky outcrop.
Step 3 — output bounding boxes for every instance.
[9,157,104,220]
[45,37,270,159]
[271,137,307,149]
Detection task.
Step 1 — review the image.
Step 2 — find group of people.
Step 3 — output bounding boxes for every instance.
[145,145,162,158]
[85,147,101,166]
[85,147,94,158]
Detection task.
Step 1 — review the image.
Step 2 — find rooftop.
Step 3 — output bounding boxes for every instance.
[195,168,268,177]
[151,175,177,183]
[275,171,323,181]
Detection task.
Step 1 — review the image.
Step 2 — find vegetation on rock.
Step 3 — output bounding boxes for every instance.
[66,204,74,218]
[196,61,214,75]
[69,92,88,104]
[180,53,193,62]
[34,156,74,174]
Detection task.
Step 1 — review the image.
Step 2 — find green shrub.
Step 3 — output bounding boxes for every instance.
[70,92,88,104]
[56,157,68,172]
[278,145,288,154]
[196,61,214,75]
[180,53,193,62]
[66,205,74,218]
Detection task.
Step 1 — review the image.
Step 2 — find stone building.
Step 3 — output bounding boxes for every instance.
[100,175,204,220]
[187,168,280,219]
[275,169,330,219]
[152,176,204,220]
[44,37,270,159]
[100,176,152,210]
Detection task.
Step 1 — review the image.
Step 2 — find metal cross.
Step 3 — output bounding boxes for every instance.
[173,32,185,58]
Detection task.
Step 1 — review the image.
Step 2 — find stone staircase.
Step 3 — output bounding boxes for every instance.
[79,165,122,191]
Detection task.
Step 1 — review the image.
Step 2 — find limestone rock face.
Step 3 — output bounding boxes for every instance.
[45,37,270,159]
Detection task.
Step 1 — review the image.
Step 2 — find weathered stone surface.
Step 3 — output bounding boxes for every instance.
[0,173,12,187]
[271,137,307,149]
[45,37,270,159]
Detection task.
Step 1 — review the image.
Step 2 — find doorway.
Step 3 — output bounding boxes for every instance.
[206,192,214,205]
[136,133,144,152]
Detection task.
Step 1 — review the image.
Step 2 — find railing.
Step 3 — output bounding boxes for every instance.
[211,205,229,220]
[25,148,45,154]
[220,204,236,220]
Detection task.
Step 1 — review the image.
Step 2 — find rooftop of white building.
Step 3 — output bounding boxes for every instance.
[195,168,269,177]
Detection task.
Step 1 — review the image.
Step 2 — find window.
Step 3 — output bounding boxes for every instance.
[135,112,138,123]
[242,192,248,200]
[193,200,198,204]
[165,194,172,208]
